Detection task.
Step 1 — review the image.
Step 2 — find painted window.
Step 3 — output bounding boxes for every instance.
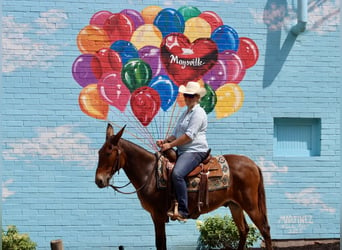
[273,118,321,157]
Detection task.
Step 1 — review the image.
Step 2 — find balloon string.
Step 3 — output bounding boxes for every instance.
[108,108,156,151]
[167,104,183,138]
[165,102,177,138]
[126,109,157,151]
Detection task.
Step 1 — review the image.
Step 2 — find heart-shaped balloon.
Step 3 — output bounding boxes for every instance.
[160,33,218,86]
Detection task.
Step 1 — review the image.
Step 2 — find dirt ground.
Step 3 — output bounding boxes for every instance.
[257,239,340,250]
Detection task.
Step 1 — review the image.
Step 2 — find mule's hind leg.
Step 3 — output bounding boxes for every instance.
[248,210,272,249]
[244,207,272,250]
[228,202,249,250]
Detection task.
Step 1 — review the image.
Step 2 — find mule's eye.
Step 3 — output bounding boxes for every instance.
[106,145,113,156]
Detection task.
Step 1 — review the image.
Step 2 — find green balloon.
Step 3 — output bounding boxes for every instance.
[178,6,201,21]
[200,83,217,114]
[121,59,152,93]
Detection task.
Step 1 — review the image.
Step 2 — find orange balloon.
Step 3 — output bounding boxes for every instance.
[176,93,186,107]
[79,84,109,120]
[141,6,162,24]
[77,25,111,54]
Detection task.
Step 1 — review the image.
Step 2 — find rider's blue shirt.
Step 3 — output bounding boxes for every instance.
[172,104,209,155]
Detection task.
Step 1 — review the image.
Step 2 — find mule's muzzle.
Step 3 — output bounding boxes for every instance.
[95,174,110,188]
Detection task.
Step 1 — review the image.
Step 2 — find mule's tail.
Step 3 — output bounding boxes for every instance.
[257,167,268,223]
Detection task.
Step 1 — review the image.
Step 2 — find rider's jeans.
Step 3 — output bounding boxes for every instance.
[172,151,207,217]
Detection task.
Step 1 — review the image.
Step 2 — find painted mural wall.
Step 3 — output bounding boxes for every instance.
[2,0,340,249]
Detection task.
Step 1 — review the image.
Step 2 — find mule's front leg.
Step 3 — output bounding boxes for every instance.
[152,216,167,250]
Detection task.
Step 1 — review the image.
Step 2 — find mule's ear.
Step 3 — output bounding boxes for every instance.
[111,125,126,145]
[106,123,114,141]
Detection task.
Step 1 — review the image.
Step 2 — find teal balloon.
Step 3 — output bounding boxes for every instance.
[121,59,152,93]
[200,83,217,114]
[178,6,201,21]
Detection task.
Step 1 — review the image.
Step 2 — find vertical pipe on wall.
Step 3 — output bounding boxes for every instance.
[291,0,308,35]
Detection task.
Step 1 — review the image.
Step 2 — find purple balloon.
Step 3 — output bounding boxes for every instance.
[72,54,99,87]
[219,50,246,84]
[202,60,228,90]
[120,9,145,30]
[138,46,167,78]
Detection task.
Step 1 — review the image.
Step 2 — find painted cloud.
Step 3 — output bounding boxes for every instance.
[285,187,336,213]
[2,125,97,169]
[2,9,67,73]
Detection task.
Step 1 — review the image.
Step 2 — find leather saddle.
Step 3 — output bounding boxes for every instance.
[160,148,223,216]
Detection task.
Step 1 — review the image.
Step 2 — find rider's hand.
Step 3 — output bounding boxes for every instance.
[160,143,171,152]
[156,140,164,148]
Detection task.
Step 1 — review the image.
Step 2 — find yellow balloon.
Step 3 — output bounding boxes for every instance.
[184,17,211,42]
[79,84,109,120]
[77,25,111,54]
[130,24,162,50]
[215,84,244,119]
[141,5,162,24]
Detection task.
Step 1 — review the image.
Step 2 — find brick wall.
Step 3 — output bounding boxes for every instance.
[2,1,340,249]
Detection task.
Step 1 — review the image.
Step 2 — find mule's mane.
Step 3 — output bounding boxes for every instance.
[118,138,155,159]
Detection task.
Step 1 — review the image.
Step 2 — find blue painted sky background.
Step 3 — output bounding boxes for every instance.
[2,0,340,248]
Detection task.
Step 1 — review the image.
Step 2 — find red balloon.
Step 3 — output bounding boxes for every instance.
[160,33,218,86]
[130,86,161,126]
[237,37,259,69]
[103,13,134,42]
[96,48,122,77]
[199,11,223,32]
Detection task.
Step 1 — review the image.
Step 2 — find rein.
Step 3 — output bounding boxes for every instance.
[108,147,156,195]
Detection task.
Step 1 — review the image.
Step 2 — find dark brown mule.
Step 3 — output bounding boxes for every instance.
[95,124,273,250]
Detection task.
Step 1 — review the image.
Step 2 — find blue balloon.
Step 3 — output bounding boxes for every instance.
[211,25,239,52]
[110,40,139,65]
[153,8,185,37]
[148,75,178,111]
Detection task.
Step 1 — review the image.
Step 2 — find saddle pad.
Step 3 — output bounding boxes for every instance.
[156,154,230,192]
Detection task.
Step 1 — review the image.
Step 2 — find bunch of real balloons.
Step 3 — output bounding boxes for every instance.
[72,5,259,126]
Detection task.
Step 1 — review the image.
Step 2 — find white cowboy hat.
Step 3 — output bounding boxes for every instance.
[179,81,206,98]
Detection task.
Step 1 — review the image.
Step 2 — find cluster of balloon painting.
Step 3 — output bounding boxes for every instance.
[72,6,259,127]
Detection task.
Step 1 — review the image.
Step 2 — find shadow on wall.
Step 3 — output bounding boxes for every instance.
[263,0,297,88]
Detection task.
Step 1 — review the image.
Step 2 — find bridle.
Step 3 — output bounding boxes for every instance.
[107,145,154,195]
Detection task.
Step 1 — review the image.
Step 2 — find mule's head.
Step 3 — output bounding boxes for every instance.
[95,124,126,188]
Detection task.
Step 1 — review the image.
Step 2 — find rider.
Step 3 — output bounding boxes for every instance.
[156,81,209,222]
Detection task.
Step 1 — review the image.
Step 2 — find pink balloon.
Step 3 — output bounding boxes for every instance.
[90,11,113,28]
[219,51,246,84]
[97,72,131,112]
